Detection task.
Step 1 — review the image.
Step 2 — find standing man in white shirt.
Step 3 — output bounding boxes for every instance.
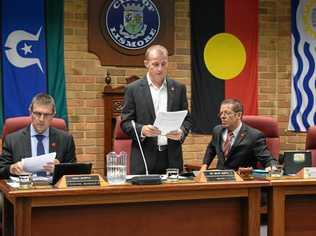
[121,45,192,174]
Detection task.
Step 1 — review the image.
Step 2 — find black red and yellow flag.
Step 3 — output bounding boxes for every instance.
[191,0,258,133]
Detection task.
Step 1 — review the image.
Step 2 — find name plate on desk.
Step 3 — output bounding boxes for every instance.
[66,175,100,186]
[55,174,107,188]
[303,167,316,179]
[204,170,236,181]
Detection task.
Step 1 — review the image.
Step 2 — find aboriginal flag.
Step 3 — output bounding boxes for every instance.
[191,0,258,133]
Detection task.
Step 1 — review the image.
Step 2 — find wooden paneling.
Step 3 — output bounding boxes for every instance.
[268,179,316,236]
[0,180,267,236]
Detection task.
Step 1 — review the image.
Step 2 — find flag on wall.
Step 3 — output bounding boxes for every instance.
[190,0,258,133]
[289,0,316,132]
[0,0,68,133]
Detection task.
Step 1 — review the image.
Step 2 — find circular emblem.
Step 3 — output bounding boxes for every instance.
[104,0,160,50]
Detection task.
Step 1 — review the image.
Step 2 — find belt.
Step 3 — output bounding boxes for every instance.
[157,145,168,152]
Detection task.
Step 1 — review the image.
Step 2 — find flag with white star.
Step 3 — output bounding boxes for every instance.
[0,0,68,132]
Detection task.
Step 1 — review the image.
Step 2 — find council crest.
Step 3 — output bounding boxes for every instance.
[104,0,160,50]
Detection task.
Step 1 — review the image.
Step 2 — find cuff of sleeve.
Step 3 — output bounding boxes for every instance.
[179,128,185,142]
[140,126,146,140]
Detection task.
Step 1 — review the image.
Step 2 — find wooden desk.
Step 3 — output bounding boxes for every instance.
[268,179,316,236]
[0,180,267,236]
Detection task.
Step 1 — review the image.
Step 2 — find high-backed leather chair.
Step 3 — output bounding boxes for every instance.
[113,116,132,174]
[242,115,280,160]
[305,126,316,166]
[2,116,67,139]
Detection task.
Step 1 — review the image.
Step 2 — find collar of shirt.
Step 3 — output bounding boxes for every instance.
[223,122,242,144]
[146,73,167,90]
[30,124,49,138]
[30,125,50,157]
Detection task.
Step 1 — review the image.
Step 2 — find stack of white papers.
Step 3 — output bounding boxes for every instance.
[21,152,56,172]
[153,110,188,135]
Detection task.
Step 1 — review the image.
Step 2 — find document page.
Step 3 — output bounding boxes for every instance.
[153,110,188,135]
[21,152,56,172]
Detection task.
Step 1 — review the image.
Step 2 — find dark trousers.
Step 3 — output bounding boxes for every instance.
[151,149,168,174]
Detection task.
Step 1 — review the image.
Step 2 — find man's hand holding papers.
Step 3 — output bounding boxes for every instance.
[21,152,57,173]
[141,125,161,137]
[153,110,188,140]
[166,130,183,141]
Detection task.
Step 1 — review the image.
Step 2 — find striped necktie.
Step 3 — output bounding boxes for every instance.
[223,131,233,158]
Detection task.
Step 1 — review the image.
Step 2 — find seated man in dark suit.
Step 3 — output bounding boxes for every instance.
[200,98,276,172]
[0,93,76,178]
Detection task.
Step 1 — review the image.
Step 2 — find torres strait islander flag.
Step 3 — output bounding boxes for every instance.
[289,0,316,132]
[190,0,258,133]
[0,0,68,132]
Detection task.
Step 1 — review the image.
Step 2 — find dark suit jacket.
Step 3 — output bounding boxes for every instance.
[203,123,275,170]
[121,77,192,174]
[0,126,76,178]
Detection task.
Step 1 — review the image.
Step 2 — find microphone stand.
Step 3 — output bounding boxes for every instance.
[130,120,162,185]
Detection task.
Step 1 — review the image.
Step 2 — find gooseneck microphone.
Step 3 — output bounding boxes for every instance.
[130,120,162,185]
[131,120,149,175]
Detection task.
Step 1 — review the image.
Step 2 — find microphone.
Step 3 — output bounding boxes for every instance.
[130,120,161,185]
[131,120,149,175]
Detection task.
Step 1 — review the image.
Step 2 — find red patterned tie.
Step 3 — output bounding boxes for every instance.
[223,130,233,158]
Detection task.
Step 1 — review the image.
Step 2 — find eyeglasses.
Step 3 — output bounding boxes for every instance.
[218,111,238,117]
[32,111,54,119]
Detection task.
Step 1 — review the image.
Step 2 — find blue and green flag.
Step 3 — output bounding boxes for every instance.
[0,0,68,133]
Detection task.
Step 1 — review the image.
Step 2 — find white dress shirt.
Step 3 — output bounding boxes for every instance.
[30,124,49,157]
[147,75,168,146]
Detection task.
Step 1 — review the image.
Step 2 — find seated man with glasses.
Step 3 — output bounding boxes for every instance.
[200,98,276,172]
[0,93,76,178]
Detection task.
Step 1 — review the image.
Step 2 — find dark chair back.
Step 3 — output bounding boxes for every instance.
[305,126,316,166]
[242,115,280,160]
[2,116,67,139]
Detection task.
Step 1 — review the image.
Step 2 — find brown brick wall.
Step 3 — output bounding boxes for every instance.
[1,0,304,175]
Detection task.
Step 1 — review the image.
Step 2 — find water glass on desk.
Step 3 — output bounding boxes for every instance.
[19,173,33,189]
[166,168,179,181]
[106,151,127,185]
[270,165,284,178]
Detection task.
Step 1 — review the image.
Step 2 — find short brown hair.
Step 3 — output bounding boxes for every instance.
[221,98,243,114]
[144,44,168,60]
[29,93,56,114]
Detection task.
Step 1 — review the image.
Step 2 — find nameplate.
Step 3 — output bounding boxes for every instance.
[65,175,100,186]
[55,174,107,188]
[203,170,236,182]
[303,167,316,179]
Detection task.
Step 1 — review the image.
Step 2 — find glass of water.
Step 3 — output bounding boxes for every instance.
[270,165,283,178]
[106,151,127,185]
[19,172,33,189]
[166,168,179,181]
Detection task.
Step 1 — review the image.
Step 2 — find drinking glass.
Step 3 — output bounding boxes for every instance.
[270,165,283,178]
[19,173,33,189]
[166,168,179,181]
